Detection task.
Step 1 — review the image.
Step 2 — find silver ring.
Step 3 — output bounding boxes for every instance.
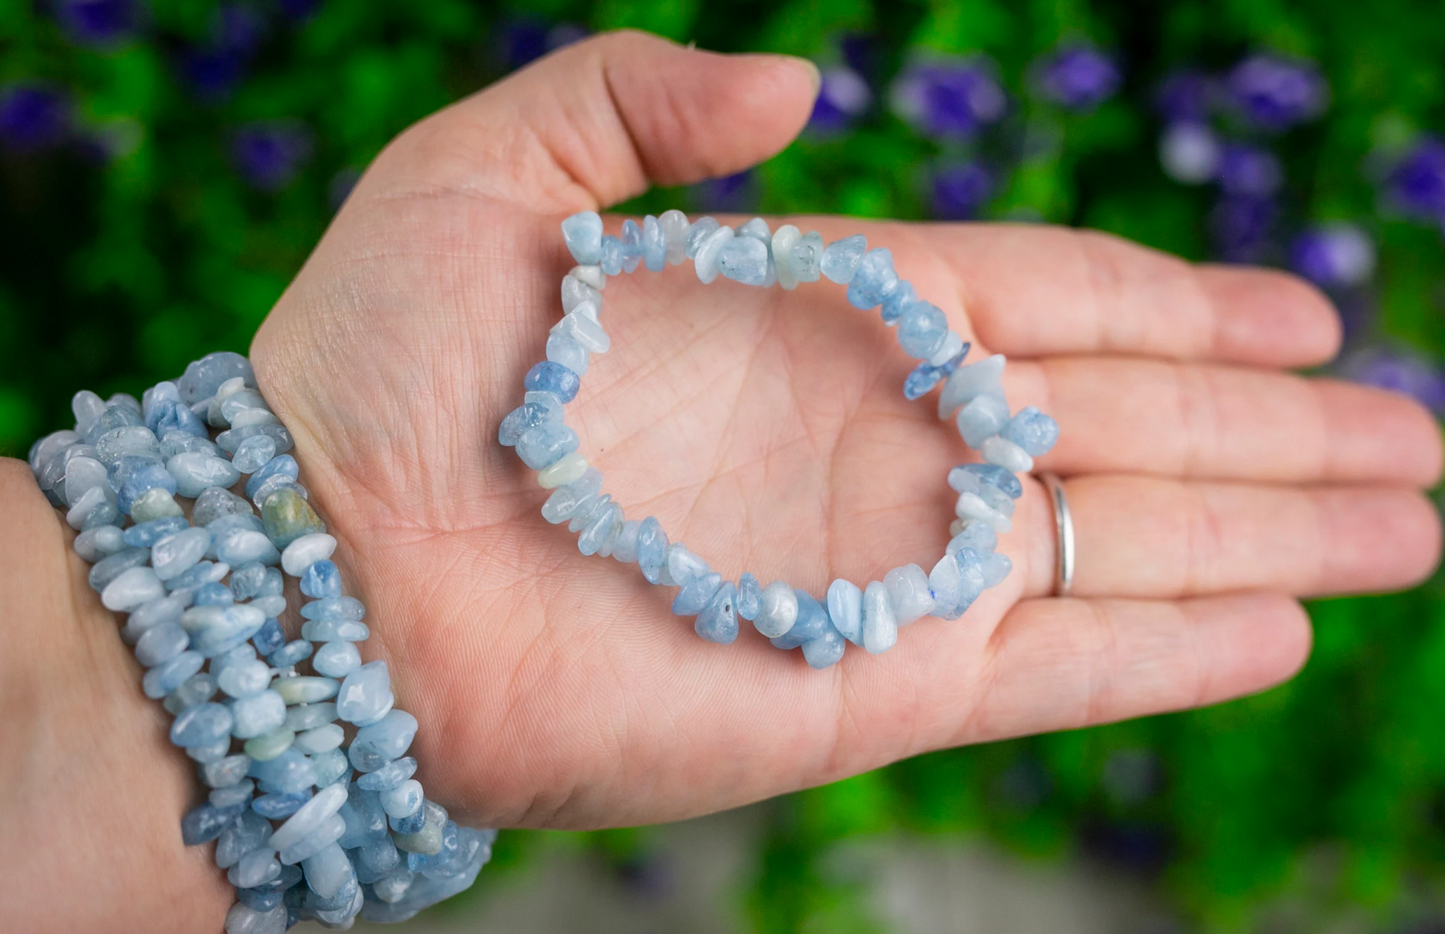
[1037,472,1074,597]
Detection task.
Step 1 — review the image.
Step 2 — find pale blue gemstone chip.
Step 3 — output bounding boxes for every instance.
[561,212,603,265]
[820,235,867,283]
[523,361,580,403]
[1000,406,1060,457]
[515,423,579,471]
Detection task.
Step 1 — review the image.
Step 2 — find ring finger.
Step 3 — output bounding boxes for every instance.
[1014,473,1442,600]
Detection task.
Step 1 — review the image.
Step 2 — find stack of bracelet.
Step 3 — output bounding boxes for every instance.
[28,352,495,932]
[500,211,1059,667]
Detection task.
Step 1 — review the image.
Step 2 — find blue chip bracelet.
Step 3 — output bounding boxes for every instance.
[503,211,1060,665]
[28,355,496,931]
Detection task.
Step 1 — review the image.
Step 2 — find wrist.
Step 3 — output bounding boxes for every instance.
[0,458,230,934]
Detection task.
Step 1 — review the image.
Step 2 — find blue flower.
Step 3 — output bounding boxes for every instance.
[1340,347,1445,414]
[1031,44,1121,111]
[53,0,138,47]
[495,17,588,72]
[890,56,1007,140]
[230,121,313,191]
[1383,136,1445,220]
[692,171,755,213]
[809,66,872,134]
[0,84,71,151]
[1216,143,1283,197]
[931,163,992,220]
[1289,224,1375,288]
[1209,194,1277,263]
[1225,53,1328,132]
[1158,122,1222,184]
[1155,69,1213,123]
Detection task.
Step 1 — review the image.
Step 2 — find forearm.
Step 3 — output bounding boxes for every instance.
[0,458,230,934]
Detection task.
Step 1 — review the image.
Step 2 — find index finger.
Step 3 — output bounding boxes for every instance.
[911,222,1343,367]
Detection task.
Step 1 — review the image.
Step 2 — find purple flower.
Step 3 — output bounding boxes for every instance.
[1225,53,1328,132]
[53,0,138,46]
[692,170,756,213]
[1209,194,1277,263]
[0,85,71,151]
[230,121,313,191]
[931,163,992,219]
[1383,136,1445,220]
[809,66,872,134]
[890,56,1006,140]
[1289,224,1376,288]
[1031,44,1121,111]
[1216,143,1283,197]
[1155,69,1213,123]
[1339,347,1445,414]
[1158,122,1221,184]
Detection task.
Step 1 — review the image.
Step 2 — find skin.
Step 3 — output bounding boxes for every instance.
[1,31,1440,933]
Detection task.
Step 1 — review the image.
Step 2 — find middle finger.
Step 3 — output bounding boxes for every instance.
[1004,356,1442,486]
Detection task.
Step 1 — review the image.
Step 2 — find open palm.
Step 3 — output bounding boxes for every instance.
[251,31,1441,832]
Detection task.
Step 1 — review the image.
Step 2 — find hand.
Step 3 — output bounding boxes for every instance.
[241,30,1442,835]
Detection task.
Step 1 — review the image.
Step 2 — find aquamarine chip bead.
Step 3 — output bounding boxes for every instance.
[523,360,580,403]
[355,838,401,883]
[956,392,1010,448]
[928,551,979,621]
[380,779,424,819]
[880,280,918,324]
[231,434,276,474]
[846,248,900,309]
[561,211,603,265]
[620,218,643,272]
[300,595,365,620]
[801,626,846,669]
[301,618,370,642]
[769,590,833,650]
[897,301,949,359]
[243,454,298,501]
[883,564,935,624]
[695,581,739,644]
[577,502,622,556]
[950,463,1023,499]
[826,579,863,645]
[136,622,190,667]
[356,757,419,794]
[903,342,970,400]
[232,690,287,738]
[980,550,1012,587]
[117,461,178,514]
[541,468,603,524]
[300,559,341,599]
[672,571,722,616]
[717,235,770,285]
[736,572,762,621]
[182,801,248,846]
[253,792,311,819]
[144,649,205,698]
[684,216,721,257]
[349,709,419,771]
[642,214,667,271]
[268,640,313,668]
[567,492,612,533]
[313,641,362,679]
[1000,405,1060,457]
[545,332,590,376]
[124,515,189,547]
[948,522,999,557]
[693,224,735,284]
[252,617,285,655]
[515,422,579,471]
[168,452,243,497]
[789,231,824,282]
[150,526,212,581]
[337,660,394,725]
[635,516,668,584]
[498,402,558,446]
[599,235,624,275]
[820,234,867,283]
[171,701,235,747]
[861,581,898,654]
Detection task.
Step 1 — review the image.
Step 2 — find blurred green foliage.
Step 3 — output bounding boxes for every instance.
[4,1,1445,932]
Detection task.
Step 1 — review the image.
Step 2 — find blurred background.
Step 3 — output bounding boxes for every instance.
[4,1,1445,931]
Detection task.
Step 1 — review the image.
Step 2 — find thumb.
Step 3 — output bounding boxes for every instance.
[368,29,820,212]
